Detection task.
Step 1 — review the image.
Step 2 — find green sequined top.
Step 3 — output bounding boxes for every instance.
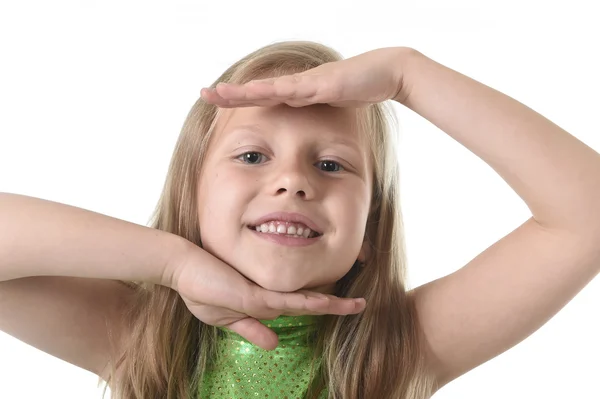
[198,315,328,399]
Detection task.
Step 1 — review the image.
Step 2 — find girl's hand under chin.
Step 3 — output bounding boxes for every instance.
[163,241,366,350]
[201,47,411,108]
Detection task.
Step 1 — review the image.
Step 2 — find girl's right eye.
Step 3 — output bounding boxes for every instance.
[237,151,266,164]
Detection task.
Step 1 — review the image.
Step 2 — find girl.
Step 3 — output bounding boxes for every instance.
[1,41,599,399]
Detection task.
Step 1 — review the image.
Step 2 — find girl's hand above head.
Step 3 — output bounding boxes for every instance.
[163,242,366,350]
[200,47,411,108]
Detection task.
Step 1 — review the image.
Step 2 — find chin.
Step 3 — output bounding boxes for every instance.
[251,274,307,293]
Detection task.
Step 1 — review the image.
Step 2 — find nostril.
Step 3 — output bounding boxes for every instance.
[276,188,306,196]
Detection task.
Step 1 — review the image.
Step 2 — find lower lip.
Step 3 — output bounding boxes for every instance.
[248,227,321,247]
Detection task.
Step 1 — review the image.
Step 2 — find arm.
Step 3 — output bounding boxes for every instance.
[395,49,600,389]
[0,192,186,283]
[0,192,188,376]
[0,276,135,378]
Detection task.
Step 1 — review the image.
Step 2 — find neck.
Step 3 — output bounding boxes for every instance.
[202,314,327,398]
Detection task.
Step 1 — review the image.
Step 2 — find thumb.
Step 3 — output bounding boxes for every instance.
[226,317,279,350]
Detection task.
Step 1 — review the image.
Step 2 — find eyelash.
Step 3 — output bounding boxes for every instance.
[236,151,345,172]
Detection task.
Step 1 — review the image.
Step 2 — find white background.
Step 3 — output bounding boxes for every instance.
[1,0,599,398]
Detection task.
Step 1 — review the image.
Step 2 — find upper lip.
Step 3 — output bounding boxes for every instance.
[249,211,324,234]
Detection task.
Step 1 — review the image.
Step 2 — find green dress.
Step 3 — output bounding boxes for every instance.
[198,315,328,398]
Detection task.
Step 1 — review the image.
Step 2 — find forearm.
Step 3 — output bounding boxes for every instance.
[0,192,188,284]
[396,48,600,237]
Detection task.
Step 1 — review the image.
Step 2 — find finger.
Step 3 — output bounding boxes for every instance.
[201,87,284,108]
[203,89,364,109]
[216,81,278,101]
[192,304,250,326]
[266,291,324,317]
[297,290,367,315]
[217,76,320,103]
[222,96,315,109]
[200,87,229,106]
[225,317,279,350]
[218,98,286,108]
[252,75,319,101]
[304,295,367,315]
[256,289,366,316]
[203,77,322,108]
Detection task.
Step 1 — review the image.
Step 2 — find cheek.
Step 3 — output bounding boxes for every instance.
[328,182,371,244]
[197,167,254,239]
[341,179,371,222]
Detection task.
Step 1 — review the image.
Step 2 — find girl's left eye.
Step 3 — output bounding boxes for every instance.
[316,160,344,172]
[237,152,266,164]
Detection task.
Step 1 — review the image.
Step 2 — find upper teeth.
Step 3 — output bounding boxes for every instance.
[253,221,315,238]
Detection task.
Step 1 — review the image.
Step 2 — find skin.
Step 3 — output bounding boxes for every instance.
[197,103,372,293]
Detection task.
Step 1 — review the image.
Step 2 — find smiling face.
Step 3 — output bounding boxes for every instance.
[197,104,372,293]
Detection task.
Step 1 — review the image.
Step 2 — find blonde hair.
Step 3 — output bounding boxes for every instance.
[100,40,437,398]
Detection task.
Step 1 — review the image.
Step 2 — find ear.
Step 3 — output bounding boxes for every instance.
[357,239,371,264]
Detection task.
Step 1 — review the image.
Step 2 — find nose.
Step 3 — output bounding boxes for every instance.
[271,160,315,200]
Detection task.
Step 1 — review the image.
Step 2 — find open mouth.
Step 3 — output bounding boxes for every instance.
[247,221,322,238]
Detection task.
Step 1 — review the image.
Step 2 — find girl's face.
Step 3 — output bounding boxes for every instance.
[197,104,372,294]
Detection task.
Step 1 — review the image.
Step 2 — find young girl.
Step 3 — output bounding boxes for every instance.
[1,41,599,399]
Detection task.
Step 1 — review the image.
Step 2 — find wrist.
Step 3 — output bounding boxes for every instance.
[160,232,196,290]
[391,46,421,104]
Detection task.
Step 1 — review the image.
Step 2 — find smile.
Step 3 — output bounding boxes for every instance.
[247,221,322,247]
[248,221,321,238]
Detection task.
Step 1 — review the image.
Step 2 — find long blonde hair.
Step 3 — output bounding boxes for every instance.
[101,40,437,398]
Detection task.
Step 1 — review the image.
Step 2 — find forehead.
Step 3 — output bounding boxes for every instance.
[213,104,367,145]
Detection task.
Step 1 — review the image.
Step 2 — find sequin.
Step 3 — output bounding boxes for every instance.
[198,315,327,398]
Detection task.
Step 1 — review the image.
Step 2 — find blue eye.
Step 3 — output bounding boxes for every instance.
[237,153,342,171]
[237,152,266,164]
[316,160,343,172]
